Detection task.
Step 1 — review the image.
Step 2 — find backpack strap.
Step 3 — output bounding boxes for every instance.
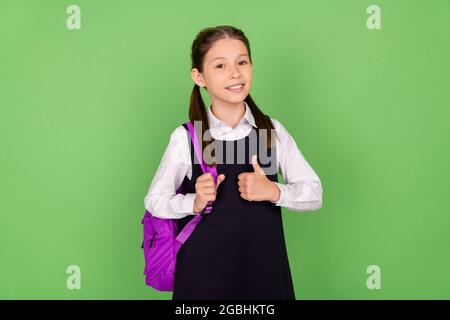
[175,121,218,245]
[185,121,218,184]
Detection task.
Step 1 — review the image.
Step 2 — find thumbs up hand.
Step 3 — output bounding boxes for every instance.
[237,155,281,202]
[193,172,226,214]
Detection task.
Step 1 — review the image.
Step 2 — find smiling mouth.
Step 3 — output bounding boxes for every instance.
[226,83,245,92]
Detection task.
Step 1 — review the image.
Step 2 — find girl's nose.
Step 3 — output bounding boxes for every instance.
[229,66,241,78]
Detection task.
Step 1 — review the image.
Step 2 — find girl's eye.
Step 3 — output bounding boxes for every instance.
[215,60,249,68]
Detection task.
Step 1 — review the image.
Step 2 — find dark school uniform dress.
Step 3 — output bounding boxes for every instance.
[172,123,296,300]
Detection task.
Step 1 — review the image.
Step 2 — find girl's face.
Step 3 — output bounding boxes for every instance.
[192,38,252,108]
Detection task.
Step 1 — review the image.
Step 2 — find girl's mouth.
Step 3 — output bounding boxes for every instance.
[226,83,244,93]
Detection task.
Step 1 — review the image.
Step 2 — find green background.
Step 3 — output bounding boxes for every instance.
[1,0,449,299]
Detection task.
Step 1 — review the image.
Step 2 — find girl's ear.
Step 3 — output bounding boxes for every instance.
[191,68,206,88]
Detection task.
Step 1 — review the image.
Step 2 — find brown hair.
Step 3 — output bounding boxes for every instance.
[189,25,275,166]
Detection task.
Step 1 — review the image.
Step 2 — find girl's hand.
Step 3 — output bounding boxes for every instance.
[193,172,226,214]
[237,155,281,202]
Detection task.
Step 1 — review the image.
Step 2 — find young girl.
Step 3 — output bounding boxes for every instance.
[144,25,323,300]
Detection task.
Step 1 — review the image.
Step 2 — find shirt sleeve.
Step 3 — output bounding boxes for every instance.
[269,118,323,212]
[144,125,197,219]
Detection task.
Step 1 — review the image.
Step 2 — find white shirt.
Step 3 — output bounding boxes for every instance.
[144,102,323,219]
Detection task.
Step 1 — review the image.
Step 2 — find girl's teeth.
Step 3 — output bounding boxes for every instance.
[227,84,243,90]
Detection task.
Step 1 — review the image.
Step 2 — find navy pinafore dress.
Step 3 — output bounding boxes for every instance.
[172,123,296,300]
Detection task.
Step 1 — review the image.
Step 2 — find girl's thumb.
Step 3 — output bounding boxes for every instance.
[216,174,225,189]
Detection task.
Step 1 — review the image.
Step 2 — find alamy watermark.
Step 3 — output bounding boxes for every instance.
[66,5,81,30]
[66,265,81,290]
[366,265,381,289]
[367,5,381,30]
[191,120,278,175]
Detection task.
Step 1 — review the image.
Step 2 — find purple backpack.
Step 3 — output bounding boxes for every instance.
[141,121,218,291]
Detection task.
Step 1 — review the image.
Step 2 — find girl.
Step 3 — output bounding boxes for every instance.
[144,25,323,300]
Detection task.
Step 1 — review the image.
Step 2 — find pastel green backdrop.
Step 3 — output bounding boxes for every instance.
[0,0,449,299]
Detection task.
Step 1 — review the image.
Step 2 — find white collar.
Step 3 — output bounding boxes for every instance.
[206,101,257,129]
